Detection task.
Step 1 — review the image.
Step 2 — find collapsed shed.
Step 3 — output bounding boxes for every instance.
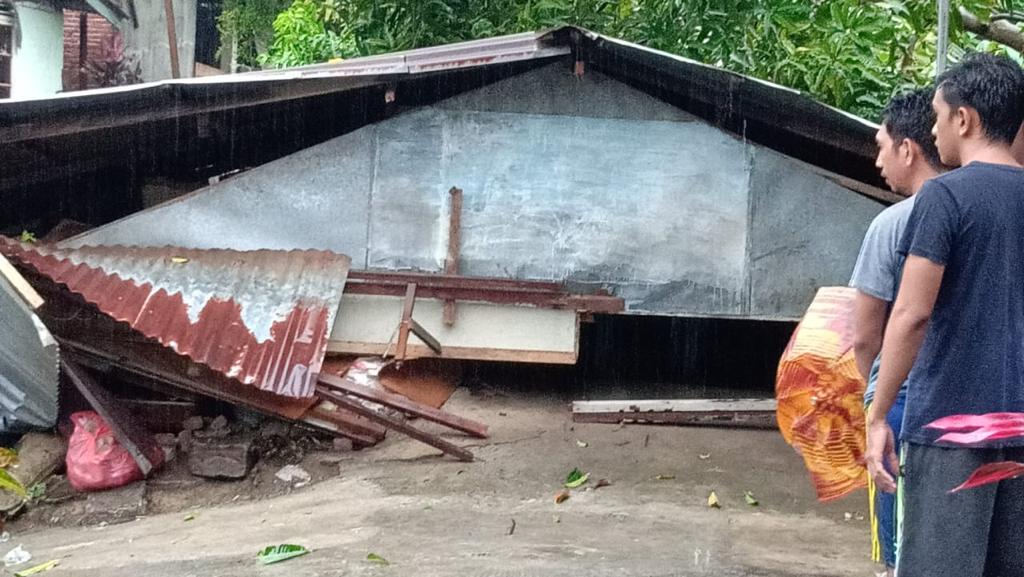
[0,27,894,444]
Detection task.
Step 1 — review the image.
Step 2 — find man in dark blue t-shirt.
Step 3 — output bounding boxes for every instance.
[866,53,1024,577]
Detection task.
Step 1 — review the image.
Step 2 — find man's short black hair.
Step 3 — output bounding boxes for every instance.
[882,88,943,168]
[936,52,1024,144]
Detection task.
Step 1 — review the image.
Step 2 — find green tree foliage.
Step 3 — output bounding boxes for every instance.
[242,0,1022,118]
[218,0,291,68]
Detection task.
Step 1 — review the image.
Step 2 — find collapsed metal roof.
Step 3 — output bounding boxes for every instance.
[0,238,350,398]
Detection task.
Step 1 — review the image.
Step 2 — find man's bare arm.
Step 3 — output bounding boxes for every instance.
[865,255,944,492]
[853,291,889,382]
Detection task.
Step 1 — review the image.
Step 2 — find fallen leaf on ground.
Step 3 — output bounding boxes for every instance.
[595,479,612,489]
[13,560,58,577]
[654,474,675,481]
[0,469,26,499]
[367,553,390,565]
[707,491,721,509]
[0,449,18,468]
[183,513,196,522]
[565,468,589,488]
[565,473,589,488]
[257,544,309,565]
[744,491,759,506]
[554,490,570,504]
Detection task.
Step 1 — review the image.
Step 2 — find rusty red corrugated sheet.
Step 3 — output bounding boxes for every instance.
[0,238,350,398]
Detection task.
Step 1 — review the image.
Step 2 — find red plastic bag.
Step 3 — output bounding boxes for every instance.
[66,411,164,492]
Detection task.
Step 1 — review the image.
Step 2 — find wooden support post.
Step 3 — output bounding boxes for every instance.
[443,187,463,326]
[61,358,155,475]
[394,283,442,360]
[163,0,180,79]
[316,386,474,462]
[319,373,488,438]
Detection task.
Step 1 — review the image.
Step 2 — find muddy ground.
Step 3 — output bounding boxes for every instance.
[6,386,874,576]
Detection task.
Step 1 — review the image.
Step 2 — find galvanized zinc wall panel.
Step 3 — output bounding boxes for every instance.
[64,65,883,320]
[0,271,58,432]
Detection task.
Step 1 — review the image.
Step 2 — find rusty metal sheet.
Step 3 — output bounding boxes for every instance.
[0,238,350,398]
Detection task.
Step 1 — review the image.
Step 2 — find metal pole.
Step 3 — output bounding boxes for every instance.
[937,0,950,76]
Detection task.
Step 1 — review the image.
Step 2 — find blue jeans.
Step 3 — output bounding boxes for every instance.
[873,392,906,568]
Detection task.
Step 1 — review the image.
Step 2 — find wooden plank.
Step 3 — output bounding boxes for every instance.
[572,399,777,414]
[571,398,777,430]
[163,0,180,79]
[0,254,43,309]
[316,386,474,462]
[443,187,463,326]
[319,373,488,438]
[395,283,417,360]
[572,411,776,429]
[61,358,155,476]
[305,402,385,447]
[409,318,442,355]
[328,341,577,364]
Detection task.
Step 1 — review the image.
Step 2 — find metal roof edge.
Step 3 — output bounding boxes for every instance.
[572,26,878,130]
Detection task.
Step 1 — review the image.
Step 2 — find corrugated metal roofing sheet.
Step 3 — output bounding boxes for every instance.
[0,267,58,432]
[0,238,350,398]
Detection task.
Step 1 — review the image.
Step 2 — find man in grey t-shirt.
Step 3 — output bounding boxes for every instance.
[849,88,944,576]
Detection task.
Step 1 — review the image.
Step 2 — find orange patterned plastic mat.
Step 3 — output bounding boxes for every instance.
[776,286,868,502]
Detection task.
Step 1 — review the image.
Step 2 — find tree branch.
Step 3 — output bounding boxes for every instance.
[960,7,1024,53]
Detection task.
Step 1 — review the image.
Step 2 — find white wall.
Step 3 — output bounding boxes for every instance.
[10,0,62,99]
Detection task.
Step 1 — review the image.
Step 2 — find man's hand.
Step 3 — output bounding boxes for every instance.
[866,417,899,493]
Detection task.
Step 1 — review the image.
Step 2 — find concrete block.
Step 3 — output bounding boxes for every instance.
[82,481,146,526]
[188,437,253,480]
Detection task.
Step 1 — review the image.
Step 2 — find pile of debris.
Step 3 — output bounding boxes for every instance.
[0,211,621,527]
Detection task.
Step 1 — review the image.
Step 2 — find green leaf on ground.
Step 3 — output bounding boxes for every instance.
[257,544,309,565]
[744,491,759,506]
[0,468,27,498]
[14,560,58,577]
[564,469,589,489]
[367,553,390,565]
[27,482,45,500]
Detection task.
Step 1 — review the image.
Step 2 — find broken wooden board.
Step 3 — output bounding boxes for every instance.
[316,386,474,462]
[62,359,157,476]
[572,399,778,429]
[0,253,43,310]
[319,373,488,438]
[329,294,579,364]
